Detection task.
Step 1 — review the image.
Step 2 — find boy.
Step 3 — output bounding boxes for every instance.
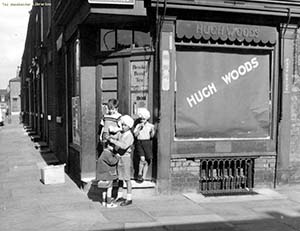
[97,98,122,156]
[108,115,134,206]
[133,108,155,183]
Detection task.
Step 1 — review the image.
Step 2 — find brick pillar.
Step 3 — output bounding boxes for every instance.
[277,24,297,183]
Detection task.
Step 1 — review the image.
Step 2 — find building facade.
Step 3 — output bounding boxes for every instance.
[0,89,8,124]
[8,77,21,116]
[0,89,8,112]
[20,0,300,194]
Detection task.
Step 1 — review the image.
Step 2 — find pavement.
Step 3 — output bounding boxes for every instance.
[2,123,300,231]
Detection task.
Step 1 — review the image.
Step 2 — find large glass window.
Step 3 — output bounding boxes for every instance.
[175,47,272,139]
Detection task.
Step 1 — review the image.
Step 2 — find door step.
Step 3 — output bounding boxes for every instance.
[34,141,48,150]
[131,180,156,189]
[27,131,36,136]
[40,148,52,154]
[83,178,157,200]
[30,134,40,142]
[24,126,32,132]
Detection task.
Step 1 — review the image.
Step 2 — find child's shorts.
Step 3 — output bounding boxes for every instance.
[135,140,153,163]
[117,154,132,181]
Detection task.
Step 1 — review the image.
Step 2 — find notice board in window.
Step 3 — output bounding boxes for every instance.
[175,48,271,139]
[72,96,81,145]
[130,60,149,115]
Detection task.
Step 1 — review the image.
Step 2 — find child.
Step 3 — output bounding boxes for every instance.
[133,108,155,183]
[96,148,119,208]
[97,99,122,156]
[108,115,134,206]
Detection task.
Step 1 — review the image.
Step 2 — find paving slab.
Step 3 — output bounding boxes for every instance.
[102,207,155,223]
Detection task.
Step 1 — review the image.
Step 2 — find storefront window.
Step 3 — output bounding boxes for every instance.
[175,47,272,139]
[74,39,80,96]
[72,39,81,145]
[72,96,80,145]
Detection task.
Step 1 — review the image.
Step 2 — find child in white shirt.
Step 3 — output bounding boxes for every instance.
[108,115,135,206]
[133,108,155,183]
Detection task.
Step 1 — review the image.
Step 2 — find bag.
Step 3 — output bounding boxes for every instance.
[97,180,112,189]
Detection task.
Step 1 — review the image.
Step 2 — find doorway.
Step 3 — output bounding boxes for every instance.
[97,53,156,181]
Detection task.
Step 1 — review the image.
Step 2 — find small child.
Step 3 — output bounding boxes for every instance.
[108,115,134,206]
[97,99,122,156]
[96,148,119,208]
[133,108,155,183]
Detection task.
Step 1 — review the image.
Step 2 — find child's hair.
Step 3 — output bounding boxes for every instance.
[137,107,150,120]
[107,98,119,110]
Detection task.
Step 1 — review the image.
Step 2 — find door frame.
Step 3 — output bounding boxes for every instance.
[96,51,156,180]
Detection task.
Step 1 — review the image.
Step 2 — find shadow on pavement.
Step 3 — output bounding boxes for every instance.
[89,210,300,231]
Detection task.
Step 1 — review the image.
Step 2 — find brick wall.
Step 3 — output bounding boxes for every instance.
[254,156,276,188]
[286,29,300,183]
[170,158,200,193]
[170,156,276,193]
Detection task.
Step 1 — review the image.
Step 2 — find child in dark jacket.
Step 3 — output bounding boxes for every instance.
[96,149,119,208]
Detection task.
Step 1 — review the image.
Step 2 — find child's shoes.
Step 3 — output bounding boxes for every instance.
[114,197,126,203]
[106,203,118,208]
[120,200,132,206]
[137,175,144,183]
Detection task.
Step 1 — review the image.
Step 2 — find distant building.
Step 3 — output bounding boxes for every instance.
[8,77,21,116]
[0,88,8,113]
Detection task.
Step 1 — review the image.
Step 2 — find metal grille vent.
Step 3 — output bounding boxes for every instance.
[199,157,255,196]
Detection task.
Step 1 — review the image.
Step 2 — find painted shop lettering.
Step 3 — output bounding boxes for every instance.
[221,57,259,84]
[185,57,259,108]
[196,23,259,39]
[186,82,217,108]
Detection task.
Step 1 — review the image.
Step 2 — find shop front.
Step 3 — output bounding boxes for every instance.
[21,0,300,194]
[155,7,292,193]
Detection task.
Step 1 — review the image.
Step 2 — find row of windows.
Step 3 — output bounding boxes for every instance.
[100,29,152,51]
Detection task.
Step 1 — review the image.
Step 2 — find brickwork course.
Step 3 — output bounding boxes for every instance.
[3,122,300,230]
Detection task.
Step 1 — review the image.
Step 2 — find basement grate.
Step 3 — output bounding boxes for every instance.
[199,157,255,195]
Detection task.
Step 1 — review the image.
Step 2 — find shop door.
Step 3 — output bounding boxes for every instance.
[97,54,155,181]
